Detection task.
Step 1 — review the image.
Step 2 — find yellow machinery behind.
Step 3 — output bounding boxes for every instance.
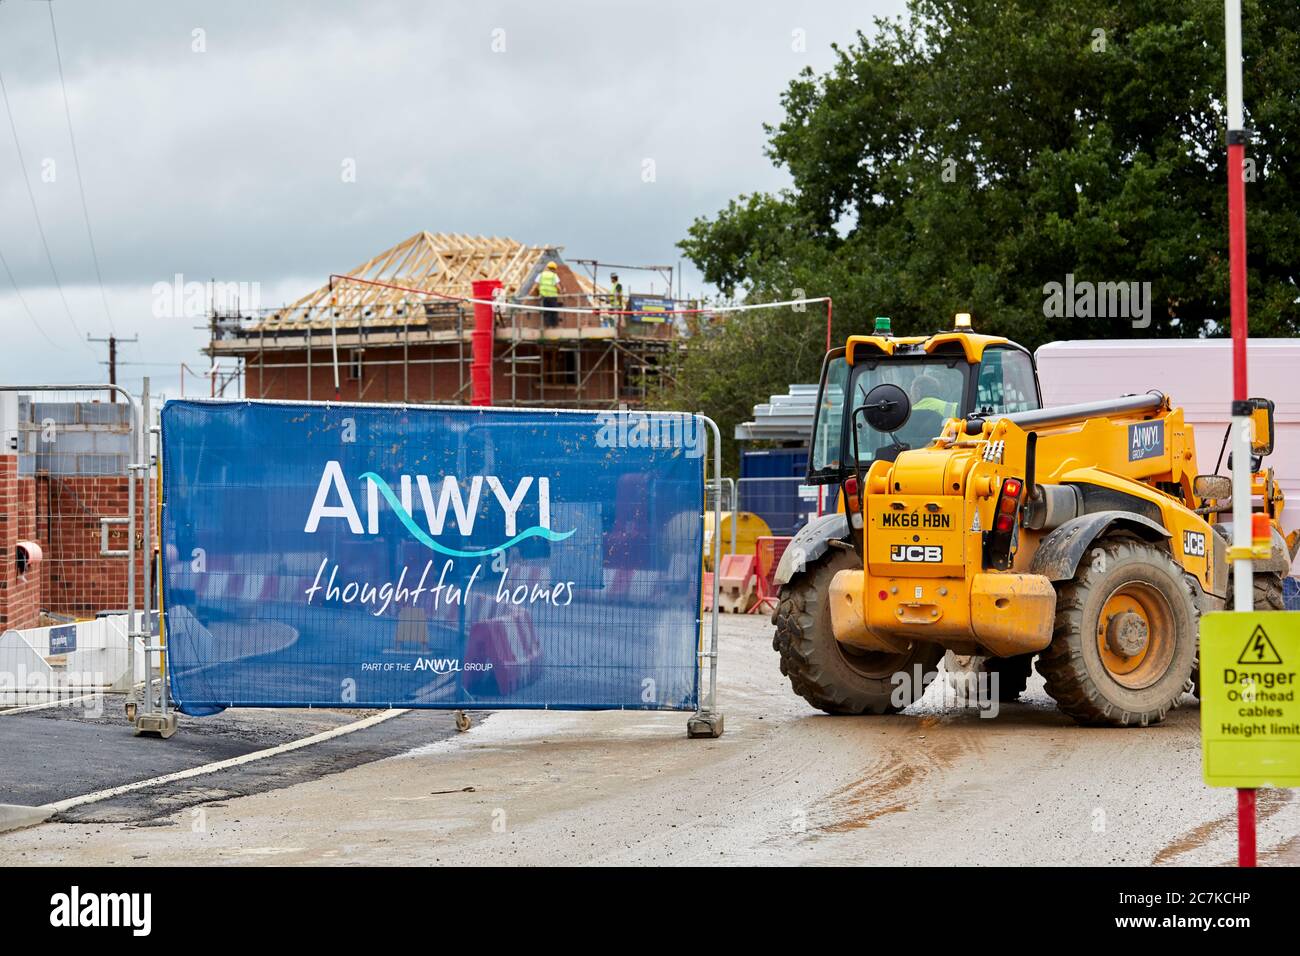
[772,315,1295,726]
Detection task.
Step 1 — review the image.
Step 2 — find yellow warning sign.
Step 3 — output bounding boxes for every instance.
[1201,611,1300,788]
[1237,624,1283,664]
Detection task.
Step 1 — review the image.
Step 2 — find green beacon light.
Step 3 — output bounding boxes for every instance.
[874,316,892,335]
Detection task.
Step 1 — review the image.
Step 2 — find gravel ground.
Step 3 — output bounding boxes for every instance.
[2,615,1296,866]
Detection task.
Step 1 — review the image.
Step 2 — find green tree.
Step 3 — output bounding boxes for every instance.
[671,0,1299,460]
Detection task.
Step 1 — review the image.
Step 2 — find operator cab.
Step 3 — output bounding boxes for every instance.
[807,314,1043,483]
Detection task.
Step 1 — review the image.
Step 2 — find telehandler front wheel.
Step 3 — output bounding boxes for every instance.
[1037,537,1197,727]
[773,550,943,715]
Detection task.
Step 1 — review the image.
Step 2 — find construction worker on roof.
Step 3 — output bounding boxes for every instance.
[538,261,561,328]
[606,272,624,329]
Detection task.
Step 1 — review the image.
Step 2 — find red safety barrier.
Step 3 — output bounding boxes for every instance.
[464,606,542,696]
[716,553,756,613]
[750,536,792,614]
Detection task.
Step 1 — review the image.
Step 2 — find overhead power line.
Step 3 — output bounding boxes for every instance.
[0,59,92,350]
[0,243,65,350]
[47,0,115,334]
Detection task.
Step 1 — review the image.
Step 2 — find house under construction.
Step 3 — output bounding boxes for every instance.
[206,231,693,407]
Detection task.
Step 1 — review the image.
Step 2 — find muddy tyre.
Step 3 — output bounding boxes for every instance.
[1228,573,1286,613]
[1037,537,1197,727]
[772,550,943,714]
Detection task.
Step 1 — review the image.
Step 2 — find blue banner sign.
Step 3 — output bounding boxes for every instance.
[160,401,705,715]
[48,624,77,655]
[628,295,672,322]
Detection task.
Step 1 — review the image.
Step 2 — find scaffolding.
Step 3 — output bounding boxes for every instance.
[206,231,690,407]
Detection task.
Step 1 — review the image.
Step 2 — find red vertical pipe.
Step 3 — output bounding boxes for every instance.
[1238,787,1257,866]
[1227,141,1249,400]
[471,279,501,407]
[1228,141,1254,860]
[1224,4,1255,867]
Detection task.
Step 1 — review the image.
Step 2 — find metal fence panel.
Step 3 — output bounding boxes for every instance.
[737,475,819,536]
[160,400,705,713]
[0,387,142,627]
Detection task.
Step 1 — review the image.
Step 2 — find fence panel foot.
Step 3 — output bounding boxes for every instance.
[687,710,724,739]
[134,712,178,739]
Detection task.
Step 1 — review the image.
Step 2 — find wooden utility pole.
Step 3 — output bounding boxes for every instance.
[87,333,138,400]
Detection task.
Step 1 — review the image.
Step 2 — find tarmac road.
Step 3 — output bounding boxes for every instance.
[1,615,1296,866]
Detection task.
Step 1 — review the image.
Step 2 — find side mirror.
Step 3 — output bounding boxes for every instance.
[856,383,911,433]
[1226,452,1263,474]
[1193,474,1232,501]
[1248,397,1275,456]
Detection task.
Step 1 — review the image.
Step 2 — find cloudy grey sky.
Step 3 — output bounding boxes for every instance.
[0,0,905,395]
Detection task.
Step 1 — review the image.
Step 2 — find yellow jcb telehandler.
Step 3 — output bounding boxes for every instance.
[773,315,1295,726]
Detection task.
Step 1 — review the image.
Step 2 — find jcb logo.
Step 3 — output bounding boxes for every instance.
[890,545,943,563]
[1184,530,1206,557]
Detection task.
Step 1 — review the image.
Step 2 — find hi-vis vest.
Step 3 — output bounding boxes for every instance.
[914,396,959,417]
[538,270,560,298]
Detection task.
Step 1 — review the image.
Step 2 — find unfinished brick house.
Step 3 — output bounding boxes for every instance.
[206,231,686,407]
[0,395,146,631]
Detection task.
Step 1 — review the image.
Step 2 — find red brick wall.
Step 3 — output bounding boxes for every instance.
[245,342,622,405]
[38,474,147,618]
[0,455,41,631]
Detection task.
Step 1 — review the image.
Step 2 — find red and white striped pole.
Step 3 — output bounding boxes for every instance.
[1224,0,1256,869]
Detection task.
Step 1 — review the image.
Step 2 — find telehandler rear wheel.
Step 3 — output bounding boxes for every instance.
[1228,572,1286,613]
[1193,571,1287,696]
[1037,537,1197,727]
[773,550,943,714]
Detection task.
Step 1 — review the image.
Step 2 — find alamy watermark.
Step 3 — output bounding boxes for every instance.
[152,273,261,319]
[595,405,704,458]
[892,662,1001,718]
[1042,273,1151,329]
[50,886,151,936]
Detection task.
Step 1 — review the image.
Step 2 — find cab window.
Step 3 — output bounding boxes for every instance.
[808,352,849,480]
[976,348,1039,415]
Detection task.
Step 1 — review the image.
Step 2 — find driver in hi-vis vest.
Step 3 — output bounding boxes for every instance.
[908,373,959,418]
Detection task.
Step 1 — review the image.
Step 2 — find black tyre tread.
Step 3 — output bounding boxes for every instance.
[1036,537,1198,727]
[772,553,940,715]
[1228,574,1286,612]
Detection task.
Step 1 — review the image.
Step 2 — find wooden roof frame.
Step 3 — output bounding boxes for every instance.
[249,231,601,332]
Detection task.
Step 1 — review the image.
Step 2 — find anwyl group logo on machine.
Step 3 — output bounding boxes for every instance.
[1128,421,1165,462]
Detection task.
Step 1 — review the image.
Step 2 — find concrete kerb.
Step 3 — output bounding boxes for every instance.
[0,803,52,834]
